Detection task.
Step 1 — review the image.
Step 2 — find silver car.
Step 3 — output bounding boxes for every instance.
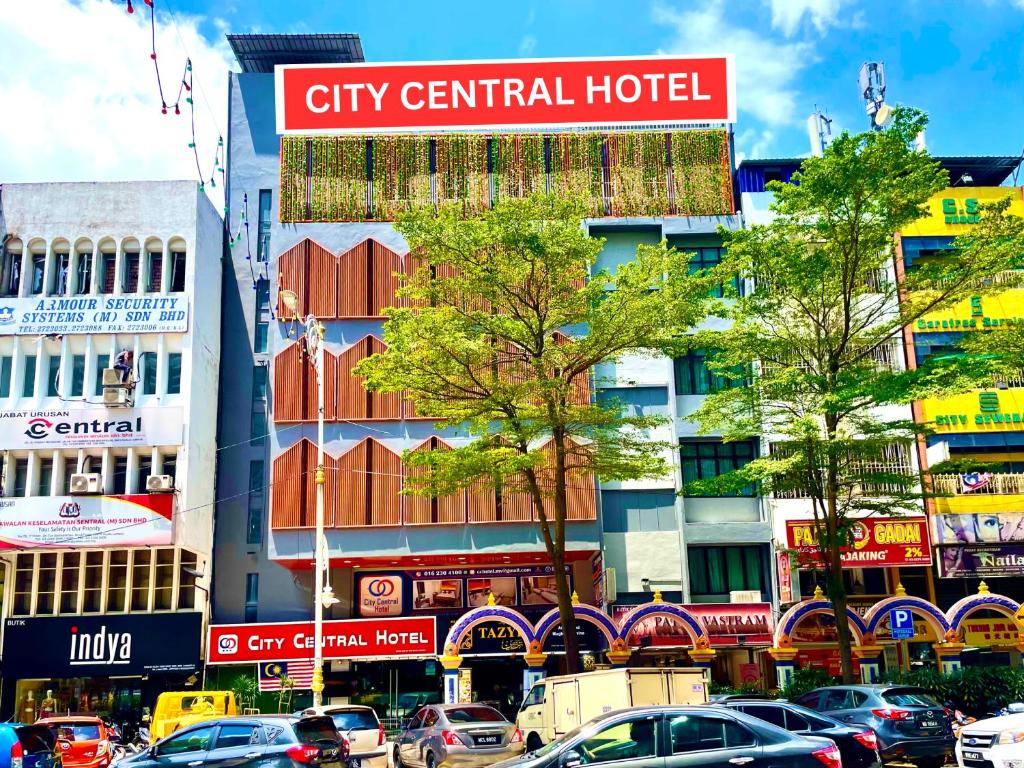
[395,704,525,768]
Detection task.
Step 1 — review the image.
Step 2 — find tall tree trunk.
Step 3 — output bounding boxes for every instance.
[551,549,581,674]
[824,416,855,684]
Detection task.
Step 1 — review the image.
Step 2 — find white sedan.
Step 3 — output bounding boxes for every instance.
[957,713,1024,768]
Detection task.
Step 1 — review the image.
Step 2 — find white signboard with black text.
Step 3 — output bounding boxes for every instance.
[0,407,183,449]
[0,296,189,335]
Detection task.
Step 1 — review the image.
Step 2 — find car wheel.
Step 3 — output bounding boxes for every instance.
[526,733,543,752]
[426,752,436,768]
[393,747,403,768]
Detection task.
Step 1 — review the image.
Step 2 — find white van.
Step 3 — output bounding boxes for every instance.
[516,668,708,749]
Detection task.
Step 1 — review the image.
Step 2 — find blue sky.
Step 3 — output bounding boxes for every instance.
[2,0,1023,194]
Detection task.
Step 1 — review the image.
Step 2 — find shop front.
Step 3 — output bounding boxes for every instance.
[0,612,202,723]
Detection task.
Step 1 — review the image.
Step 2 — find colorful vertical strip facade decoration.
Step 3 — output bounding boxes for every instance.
[550,132,606,216]
[607,132,670,217]
[435,134,491,215]
[493,134,548,203]
[372,135,432,220]
[309,137,368,221]
[670,129,732,215]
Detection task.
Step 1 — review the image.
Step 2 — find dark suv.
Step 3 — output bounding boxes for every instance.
[122,715,350,768]
[794,685,954,768]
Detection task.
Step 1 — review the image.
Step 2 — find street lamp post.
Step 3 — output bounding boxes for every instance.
[281,292,336,707]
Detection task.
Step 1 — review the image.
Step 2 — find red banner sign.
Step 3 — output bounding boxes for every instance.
[207,616,436,664]
[611,603,773,647]
[276,55,735,134]
[786,517,932,568]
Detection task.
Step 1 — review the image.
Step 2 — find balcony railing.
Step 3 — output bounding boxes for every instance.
[932,472,1024,496]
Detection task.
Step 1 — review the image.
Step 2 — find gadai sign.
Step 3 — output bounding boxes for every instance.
[0,296,189,335]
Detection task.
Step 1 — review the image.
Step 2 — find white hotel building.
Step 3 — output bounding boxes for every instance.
[0,181,221,722]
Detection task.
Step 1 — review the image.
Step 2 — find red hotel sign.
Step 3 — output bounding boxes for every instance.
[786,517,932,569]
[207,616,436,664]
[276,55,736,134]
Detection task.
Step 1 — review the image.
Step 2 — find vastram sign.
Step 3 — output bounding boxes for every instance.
[0,296,189,335]
[276,55,735,134]
[0,407,183,449]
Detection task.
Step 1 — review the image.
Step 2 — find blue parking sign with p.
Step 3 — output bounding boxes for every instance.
[890,608,915,639]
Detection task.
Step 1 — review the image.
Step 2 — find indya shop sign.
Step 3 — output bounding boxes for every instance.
[0,296,188,335]
[277,55,736,134]
[207,616,437,664]
[0,407,183,449]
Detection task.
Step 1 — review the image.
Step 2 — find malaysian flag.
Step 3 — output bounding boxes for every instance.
[960,472,994,493]
[259,661,316,691]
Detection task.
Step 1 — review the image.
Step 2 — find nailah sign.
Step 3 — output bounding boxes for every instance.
[0,296,189,335]
[276,55,736,134]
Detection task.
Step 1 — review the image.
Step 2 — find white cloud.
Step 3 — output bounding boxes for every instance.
[735,127,778,161]
[518,34,538,56]
[768,0,844,36]
[0,0,234,209]
[654,1,814,126]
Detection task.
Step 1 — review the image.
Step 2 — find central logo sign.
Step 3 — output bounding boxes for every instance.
[359,576,403,616]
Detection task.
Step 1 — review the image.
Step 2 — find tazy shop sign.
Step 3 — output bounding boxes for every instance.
[0,407,183,449]
[786,517,932,568]
[2,613,202,677]
[276,55,735,134]
[0,296,188,335]
[0,494,173,549]
[207,616,437,664]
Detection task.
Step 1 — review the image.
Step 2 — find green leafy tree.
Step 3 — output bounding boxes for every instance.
[356,194,718,672]
[687,109,1024,682]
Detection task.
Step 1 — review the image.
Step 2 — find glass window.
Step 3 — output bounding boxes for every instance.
[158,726,215,755]
[255,279,270,354]
[167,353,182,394]
[147,251,163,293]
[214,725,261,750]
[329,711,379,731]
[105,550,127,612]
[76,252,92,295]
[170,251,187,292]
[688,545,766,599]
[140,352,157,396]
[523,684,545,707]
[95,355,108,395]
[13,458,28,497]
[36,552,58,615]
[62,457,77,494]
[131,550,152,611]
[70,354,85,397]
[13,554,34,615]
[154,548,174,610]
[113,456,128,494]
[101,254,116,294]
[421,710,440,728]
[882,689,938,708]
[30,255,45,295]
[2,249,22,296]
[680,440,757,497]
[244,573,258,623]
[445,707,506,723]
[795,693,822,711]
[22,355,36,397]
[674,349,746,395]
[784,710,812,731]
[252,366,268,402]
[577,716,658,763]
[162,453,177,481]
[246,460,264,546]
[179,551,198,610]
[738,705,786,730]
[255,323,269,354]
[601,490,677,533]
[251,409,267,446]
[122,252,140,293]
[54,254,70,295]
[46,355,60,397]
[0,356,11,397]
[669,714,755,753]
[257,189,272,263]
[37,458,53,496]
[596,386,669,418]
[683,247,743,298]
[60,552,81,614]
[136,456,152,494]
[822,690,856,711]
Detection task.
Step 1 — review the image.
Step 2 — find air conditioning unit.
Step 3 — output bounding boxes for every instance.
[146,474,175,493]
[102,368,125,386]
[103,387,132,407]
[70,473,102,495]
[730,590,762,604]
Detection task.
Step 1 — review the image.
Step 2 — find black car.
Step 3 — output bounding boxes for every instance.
[794,685,955,768]
[493,705,843,768]
[121,715,350,768]
[720,699,881,768]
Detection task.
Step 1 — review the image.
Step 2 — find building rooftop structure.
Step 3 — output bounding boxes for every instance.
[226,33,364,73]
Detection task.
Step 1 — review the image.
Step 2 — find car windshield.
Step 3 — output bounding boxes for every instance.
[882,689,941,708]
[330,711,379,731]
[445,707,506,723]
[295,718,341,744]
[52,724,101,741]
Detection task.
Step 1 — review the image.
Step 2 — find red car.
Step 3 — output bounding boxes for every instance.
[36,718,113,768]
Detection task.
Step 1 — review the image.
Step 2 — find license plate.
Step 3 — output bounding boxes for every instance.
[920,720,938,728]
[964,751,982,761]
[476,736,501,746]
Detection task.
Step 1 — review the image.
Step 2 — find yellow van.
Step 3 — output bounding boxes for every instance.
[150,691,238,743]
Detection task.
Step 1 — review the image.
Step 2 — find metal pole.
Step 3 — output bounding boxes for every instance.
[312,319,326,706]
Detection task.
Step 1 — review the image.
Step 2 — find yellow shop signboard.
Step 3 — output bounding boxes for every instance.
[921,389,1024,432]
[915,289,1024,333]
[901,186,1024,237]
